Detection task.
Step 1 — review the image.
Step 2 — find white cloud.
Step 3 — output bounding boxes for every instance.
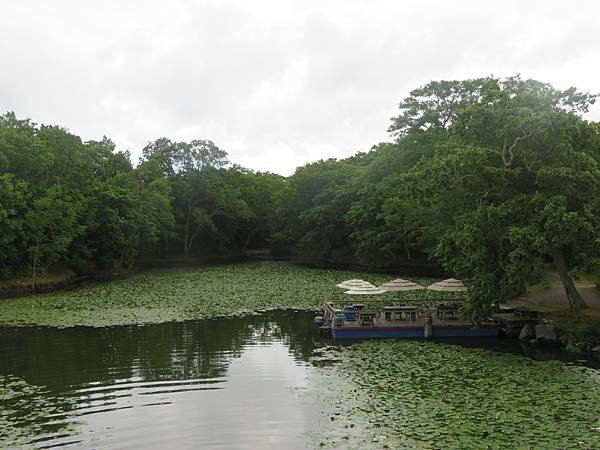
[1,0,599,175]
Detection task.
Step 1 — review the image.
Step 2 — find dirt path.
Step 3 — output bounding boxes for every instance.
[520,281,600,309]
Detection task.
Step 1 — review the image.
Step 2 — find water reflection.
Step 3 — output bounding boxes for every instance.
[0,311,323,449]
[2,311,598,448]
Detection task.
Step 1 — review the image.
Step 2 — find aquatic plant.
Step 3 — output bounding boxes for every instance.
[0,261,456,328]
[0,374,78,448]
[331,341,600,449]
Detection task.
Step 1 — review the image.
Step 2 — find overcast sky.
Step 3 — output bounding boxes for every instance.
[2,1,599,175]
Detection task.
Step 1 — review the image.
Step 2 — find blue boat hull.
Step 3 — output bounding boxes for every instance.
[331,324,498,339]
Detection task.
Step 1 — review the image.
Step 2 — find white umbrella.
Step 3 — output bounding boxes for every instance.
[379,278,425,292]
[336,279,372,289]
[344,285,387,295]
[427,278,467,292]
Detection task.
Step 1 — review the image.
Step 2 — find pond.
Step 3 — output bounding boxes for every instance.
[2,311,600,449]
[0,311,327,449]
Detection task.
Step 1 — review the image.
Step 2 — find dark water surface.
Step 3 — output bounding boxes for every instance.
[2,311,599,449]
[0,312,327,449]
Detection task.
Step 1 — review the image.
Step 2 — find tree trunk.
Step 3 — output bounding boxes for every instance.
[184,200,192,255]
[550,247,587,309]
[187,223,204,255]
[241,230,255,251]
[133,180,144,252]
[31,241,39,292]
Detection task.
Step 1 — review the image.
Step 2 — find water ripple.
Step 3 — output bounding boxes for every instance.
[0,312,322,449]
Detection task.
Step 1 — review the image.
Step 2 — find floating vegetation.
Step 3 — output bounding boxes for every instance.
[0,374,78,448]
[0,261,453,328]
[329,341,600,449]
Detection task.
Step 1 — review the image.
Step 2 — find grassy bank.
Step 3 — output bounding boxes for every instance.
[519,269,600,352]
[0,261,451,328]
[546,309,600,352]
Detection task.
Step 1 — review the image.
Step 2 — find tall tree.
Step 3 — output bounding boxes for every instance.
[396,77,599,315]
[142,137,235,255]
[0,174,29,277]
[25,185,82,289]
[278,157,367,262]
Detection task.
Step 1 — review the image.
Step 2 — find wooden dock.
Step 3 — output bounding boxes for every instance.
[493,312,538,337]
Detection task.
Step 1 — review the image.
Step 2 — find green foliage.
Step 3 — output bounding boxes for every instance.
[549,309,600,351]
[277,156,369,261]
[141,138,283,255]
[332,340,600,449]
[0,112,288,277]
[2,75,600,315]
[142,137,228,176]
[269,76,600,316]
[0,261,448,327]
[385,76,599,315]
[25,184,82,281]
[0,112,175,277]
[0,174,29,277]
[1,374,77,448]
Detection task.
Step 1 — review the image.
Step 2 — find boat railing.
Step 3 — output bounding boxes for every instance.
[323,301,340,322]
[324,299,464,325]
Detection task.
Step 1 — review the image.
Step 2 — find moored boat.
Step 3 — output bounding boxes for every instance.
[321,300,498,340]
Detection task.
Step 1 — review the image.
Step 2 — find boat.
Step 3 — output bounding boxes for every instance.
[320,300,498,339]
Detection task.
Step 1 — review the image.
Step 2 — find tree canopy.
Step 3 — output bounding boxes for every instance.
[0,114,282,287]
[2,75,598,316]
[275,76,599,316]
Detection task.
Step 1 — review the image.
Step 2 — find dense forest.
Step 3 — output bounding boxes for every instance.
[2,76,599,317]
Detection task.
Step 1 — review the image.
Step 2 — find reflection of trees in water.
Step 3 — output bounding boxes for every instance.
[0,311,317,391]
[261,311,318,361]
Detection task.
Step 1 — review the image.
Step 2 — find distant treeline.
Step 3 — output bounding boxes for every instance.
[0,118,284,282]
[2,76,599,315]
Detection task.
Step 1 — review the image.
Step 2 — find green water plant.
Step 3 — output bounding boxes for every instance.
[0,261,457,328]
[333,340,600,449]
[0,374,78,448]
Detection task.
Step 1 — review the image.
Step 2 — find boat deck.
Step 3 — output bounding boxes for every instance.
[322,302,498,339]
[339,316,474,328]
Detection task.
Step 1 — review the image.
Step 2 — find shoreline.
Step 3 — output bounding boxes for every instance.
[1,258,598,359]
[0,252,446,300]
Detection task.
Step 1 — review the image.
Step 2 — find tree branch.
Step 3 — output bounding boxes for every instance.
[480,130,530,167]
[504,129,529,167]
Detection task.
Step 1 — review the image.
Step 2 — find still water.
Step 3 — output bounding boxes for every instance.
[2,311,598,449]
[0,312,327,449]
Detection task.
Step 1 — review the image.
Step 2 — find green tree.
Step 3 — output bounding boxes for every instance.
[396,77,599,315]
[278,156,368,262]
[25,185,82,289]
[118,160,175,255]
[0,174,29,277]
[142,137,248,255]
[219,168,285,251]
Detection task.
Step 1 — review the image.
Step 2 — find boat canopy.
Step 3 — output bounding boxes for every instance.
[336,279,372,289]
[427,278,467,292]
[379,278,424,291]
[344,285,387,295]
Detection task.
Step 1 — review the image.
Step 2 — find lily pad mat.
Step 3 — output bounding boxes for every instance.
[0,261,451,328]
[1,374,78,448]
[323,340,600,449]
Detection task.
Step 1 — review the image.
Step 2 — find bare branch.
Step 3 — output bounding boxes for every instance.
[499,138,508,166]
[476,188,494,208]
[504,129,530,167]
